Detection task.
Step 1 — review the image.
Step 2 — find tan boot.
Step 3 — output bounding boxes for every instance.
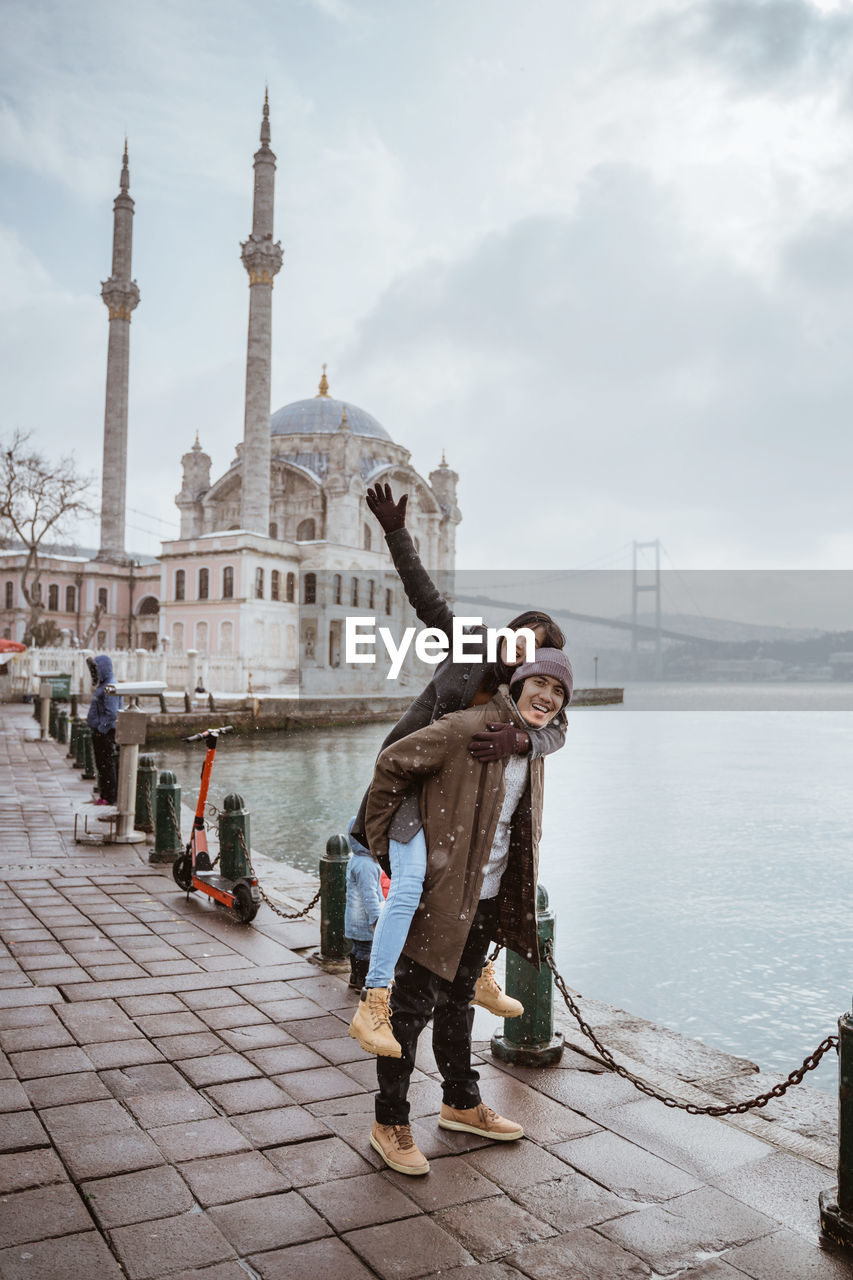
[470,961,524,1018]
[348,986,402,1058]
[438,1102,523,1141]
[370,1121,430,1175]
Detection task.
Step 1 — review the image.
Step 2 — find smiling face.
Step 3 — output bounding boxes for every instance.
[514,673,566,727]
[501,624,547,667]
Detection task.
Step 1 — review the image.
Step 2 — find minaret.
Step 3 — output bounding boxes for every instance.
[98,141,140,562]
[240,92,283,534]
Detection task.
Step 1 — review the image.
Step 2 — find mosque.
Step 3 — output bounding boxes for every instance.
[0,97,461,695]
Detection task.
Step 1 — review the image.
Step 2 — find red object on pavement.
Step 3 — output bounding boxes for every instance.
[380,870,391,899]
[0,640,26,653]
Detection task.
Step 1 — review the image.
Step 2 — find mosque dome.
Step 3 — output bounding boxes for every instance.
[270,367,391,442]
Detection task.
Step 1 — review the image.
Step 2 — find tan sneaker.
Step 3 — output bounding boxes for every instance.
[470,961,524,1018]
[438,1102,523,1141]
[370,1121,430,1175]
[348,986,402,1058]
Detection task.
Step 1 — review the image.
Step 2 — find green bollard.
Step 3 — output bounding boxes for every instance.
[67,718,79,760]
[48,699,57,739]
[490,883,564,1066]
[135,754,158,834]
[82,727,95,781]
[150,770,183,864]
[218,794,254,881]
[74,722,87,769]
[318,834,351,962]
[820,1011,853,1245]
[56,710,68,745]
[32,694,41,723]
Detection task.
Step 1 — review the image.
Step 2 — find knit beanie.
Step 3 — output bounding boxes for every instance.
[509,647,573,705]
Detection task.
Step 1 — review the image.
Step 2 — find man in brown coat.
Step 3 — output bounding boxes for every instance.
[361,648,573,1175]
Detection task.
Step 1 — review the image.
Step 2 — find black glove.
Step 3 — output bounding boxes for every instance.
[468,723,531,762]
[366,482,408,533]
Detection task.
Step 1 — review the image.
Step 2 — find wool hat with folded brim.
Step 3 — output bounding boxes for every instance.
[509,647,573,705]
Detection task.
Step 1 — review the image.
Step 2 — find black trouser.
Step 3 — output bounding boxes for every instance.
[91,728,117,804]
[375,897,497,1127]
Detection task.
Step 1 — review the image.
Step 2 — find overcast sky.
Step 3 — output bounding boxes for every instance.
[4,0,853,580]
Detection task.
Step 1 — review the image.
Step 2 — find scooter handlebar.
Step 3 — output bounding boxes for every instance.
[184,725,234,742]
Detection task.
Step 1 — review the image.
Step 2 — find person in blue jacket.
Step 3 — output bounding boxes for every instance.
[345,820,385,990]
[86,655,120,806]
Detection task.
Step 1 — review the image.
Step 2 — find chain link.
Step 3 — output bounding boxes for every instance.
[232,828,319,919]
[544,944,838,1116]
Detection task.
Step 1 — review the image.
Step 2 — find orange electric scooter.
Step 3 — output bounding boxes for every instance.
[171,725,260,923]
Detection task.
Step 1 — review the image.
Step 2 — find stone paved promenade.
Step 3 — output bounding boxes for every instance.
[0,704,851,1279]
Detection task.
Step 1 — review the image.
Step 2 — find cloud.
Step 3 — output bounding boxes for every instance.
[643,0,853,95]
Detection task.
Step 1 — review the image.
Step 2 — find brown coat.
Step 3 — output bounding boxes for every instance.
[364,686,544,982]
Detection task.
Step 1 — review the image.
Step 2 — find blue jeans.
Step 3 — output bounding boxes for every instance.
[364,828,428,988]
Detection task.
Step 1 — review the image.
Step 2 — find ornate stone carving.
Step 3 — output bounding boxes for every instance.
[240,234,283,283]
[101,277,140,320]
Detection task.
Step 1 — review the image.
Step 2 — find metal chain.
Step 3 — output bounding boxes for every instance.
[544,945,838,1116]
[232,828,320,919]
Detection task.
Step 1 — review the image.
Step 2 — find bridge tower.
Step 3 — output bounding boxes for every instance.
[630,540,663,680]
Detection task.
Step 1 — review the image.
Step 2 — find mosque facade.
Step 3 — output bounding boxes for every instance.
[0,98,461,697]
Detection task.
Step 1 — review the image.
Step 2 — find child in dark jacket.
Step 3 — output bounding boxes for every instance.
[86,655,120,806]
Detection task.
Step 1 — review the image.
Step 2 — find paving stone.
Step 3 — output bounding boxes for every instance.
[0,1109,48,1151]
[507,1225,652,1279]
[149,1116,253,1162]
[8,1044,93,1077]
[0,1078,30,1111]
[308,1089,382,1119]
[177,1149,291,1206]
[461,1138,574,1191]
[110,1210,236,1279]
[420,1264,531,1280]
[0,1181,92,1246]
[436,1193,557,1261]
[219,1023,296,1050]
[209,1189,332,1253]
[470,1070,604,1144]
[0,1005,58,1030]
[712,1149,834,1243]
[0,1019,74,1052]
[124,1087,217,1128]
[176,1051,262,1087]
[40,1098,137,1139]
[311,1034,372,1065]
[510,1167,637,1231]
[280,1064,367,1103]
[0,1229,124,1280]
[53,1126,166,1180]
[344,1215,474,1279]
[22,1070,110,1107]
[725,1226,853,1278]
[234,980,308,1004]
[596,1186,778,1273]
[602,1098,773,1179]
[196,1003,270,1030]
[303,1170,422,1231]
[143,960,203,975]
[179,988,246,1010]
[0,985,61,1009]
[100,1062,191,1098]
[134,1011,208,1037]
[150,1264,251,1280]
[82,1039,165,1069]
[551,1128,704,1202]
[118,994,186,1015]
[81,1164,194,1229]
[265,1135,375,1186]
[0,1147,67,1192]
[233,1105,332,1147]
[249,1235,378,1280]
[246,1043,329,1074]
[153,1031,225,1059]
[393,1154,503,1211]
[281,1014,353,1042]
[204,1077,293,1114]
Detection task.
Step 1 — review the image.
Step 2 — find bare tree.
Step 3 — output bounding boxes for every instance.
[0,431,94,645]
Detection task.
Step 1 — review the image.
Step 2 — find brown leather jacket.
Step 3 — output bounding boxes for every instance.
[364,686,543,982]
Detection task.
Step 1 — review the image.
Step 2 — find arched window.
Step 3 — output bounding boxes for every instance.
[368,579,375,609]
[334,574,342,605]
[269,521,278,539]
[65,585,76,613]
[385,588,393,616]
[198,568,209,600]
[296,518,315,541]
[271,570,280,601]
[174,571,184,602]
[255,568,264,599]
[196,621,208,652]
[363,523,372,551]
[222,566,234,599]
[286,572,295,602]
[172,622,184,652]
[351,577,359,607]
[98,587,108,610]
[47,585,58,612]
[4,582,12,610]
[303,572,316,604]
[220,621,233,655]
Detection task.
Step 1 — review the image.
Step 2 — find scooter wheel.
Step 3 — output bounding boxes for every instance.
[172,854,194,892]
[233,882,259,924]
